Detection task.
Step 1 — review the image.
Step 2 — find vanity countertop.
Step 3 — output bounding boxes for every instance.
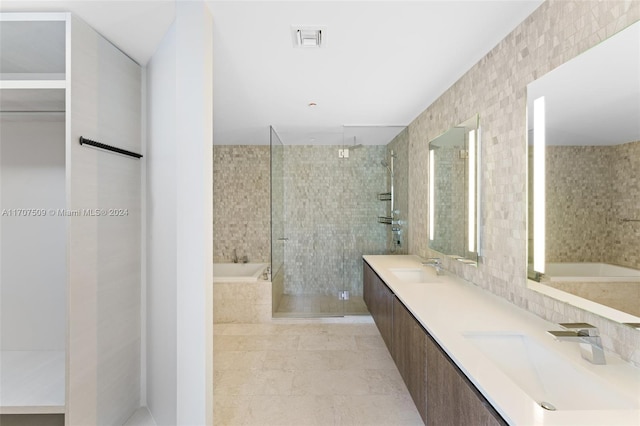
[363,255,640,426]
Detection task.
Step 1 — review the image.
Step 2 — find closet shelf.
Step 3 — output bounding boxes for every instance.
[0,351,65,414]
[0,80,66,89]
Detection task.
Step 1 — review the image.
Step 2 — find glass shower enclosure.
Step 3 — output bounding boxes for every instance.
[270,125,405,317]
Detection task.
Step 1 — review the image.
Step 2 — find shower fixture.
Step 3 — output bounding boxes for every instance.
[349,136,363,150]
[380,160,392,176]
[378,150,403,253]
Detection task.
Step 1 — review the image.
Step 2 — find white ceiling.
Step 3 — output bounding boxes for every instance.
[0,1,545,147]
[0,0,175,65]
[209,1,544,145]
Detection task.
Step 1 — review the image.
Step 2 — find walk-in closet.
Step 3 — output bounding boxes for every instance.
[0,12,142,426]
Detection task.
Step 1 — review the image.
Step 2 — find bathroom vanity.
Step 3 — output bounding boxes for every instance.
[363,255,640,426]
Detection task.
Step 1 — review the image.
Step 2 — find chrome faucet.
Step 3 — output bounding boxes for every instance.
[231,249,239,263]
[547,323,606,365]
[241,255,249,264]
[422,257,444,275]
[263,266,271,281]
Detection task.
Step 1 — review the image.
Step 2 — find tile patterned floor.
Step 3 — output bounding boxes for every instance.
[213,318,423,426]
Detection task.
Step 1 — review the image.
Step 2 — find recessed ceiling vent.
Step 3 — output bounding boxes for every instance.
[292,26,323,48]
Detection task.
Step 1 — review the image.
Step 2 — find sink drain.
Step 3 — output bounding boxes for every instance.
[540,401,556,411]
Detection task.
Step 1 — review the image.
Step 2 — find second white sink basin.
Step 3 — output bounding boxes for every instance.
[464,332,639,411]
[389,268,439,283]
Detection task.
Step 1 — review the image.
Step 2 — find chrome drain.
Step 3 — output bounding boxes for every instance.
[540,401,556,411]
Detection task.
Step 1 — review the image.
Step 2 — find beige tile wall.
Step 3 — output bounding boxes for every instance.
[545,141,640,268]
[213,145,271,263]
[283,145,387,296]
[408,1,640,365]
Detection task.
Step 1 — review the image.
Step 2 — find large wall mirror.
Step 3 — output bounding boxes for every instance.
[527,21,640,323]
[428,114,479,264]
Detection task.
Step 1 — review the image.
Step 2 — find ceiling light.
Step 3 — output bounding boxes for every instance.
[292,26,323,48]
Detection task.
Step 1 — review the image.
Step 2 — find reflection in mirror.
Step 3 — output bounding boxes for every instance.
[527,21,640,322]
[428,114,479,264]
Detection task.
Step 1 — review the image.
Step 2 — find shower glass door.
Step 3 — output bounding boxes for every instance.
[271,126,349,317]
[270,127,285,316]
[270,126,407,317]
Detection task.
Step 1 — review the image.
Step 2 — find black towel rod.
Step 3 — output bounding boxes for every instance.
[79,136,143,159]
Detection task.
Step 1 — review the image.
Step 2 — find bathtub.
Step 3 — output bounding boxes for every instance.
[545,263,640,282]
[213,262,272,323]
[213,262,269,282]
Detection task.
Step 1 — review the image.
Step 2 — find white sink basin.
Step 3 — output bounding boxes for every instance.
[464,332,639,411]
[389,267,439,283]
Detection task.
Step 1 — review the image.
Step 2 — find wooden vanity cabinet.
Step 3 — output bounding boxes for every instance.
[363,261,394,353]
[363,260,506,426]
[426,334,506,426]
[392,297,428,423]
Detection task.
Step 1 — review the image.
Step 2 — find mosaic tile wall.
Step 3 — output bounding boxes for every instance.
[386,129,409,254]
[546,145,612,262]
[430,145,466,256]
[213,145,270,263]
[546,141,640,268]
[407,1,640,365]
[283,145,388,296]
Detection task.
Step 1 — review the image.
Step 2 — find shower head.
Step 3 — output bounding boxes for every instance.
[380,160,393,176]
[349,136,364,150]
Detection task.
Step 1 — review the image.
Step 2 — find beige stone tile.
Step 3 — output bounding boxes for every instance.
[297,334,357,351]
[354,334,387,351]
[214,323,280,336]
[364,369,409,395]
[333,394,423,426]
[213,369,256,396]
[358,349,397,371]
[324,323,381,336]
[213,322,425,425]
[291,370,370,396]
[213,350,267,371]
[213,393,251,425]
[214,334,300,351]
[245,395,336,426]
[263,350,336,371]
[213,369,294,396]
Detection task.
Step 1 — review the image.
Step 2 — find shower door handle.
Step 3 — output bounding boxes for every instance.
[277,237,289,241]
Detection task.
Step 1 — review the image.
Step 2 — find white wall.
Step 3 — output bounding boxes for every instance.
[67,14,142,426]
[146,2,213,425]
[146,20,178,426]
[0,118,66,351]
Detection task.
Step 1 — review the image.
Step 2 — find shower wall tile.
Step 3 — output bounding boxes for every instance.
[407,1,640,365]
[213,145,270,263]
[283,145,388,296]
